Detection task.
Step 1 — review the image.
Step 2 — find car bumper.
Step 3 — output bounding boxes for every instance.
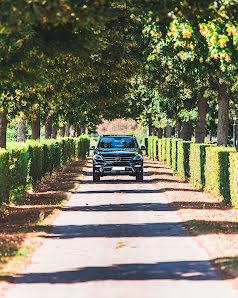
[93,163,143,176]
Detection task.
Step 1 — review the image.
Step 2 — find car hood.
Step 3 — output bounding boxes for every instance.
[95,149,139,156]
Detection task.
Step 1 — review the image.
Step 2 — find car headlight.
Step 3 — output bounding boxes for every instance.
[133,154,143,161]
[93,154,104,162]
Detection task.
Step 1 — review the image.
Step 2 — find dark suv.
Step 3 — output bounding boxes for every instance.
[90,135,146,182]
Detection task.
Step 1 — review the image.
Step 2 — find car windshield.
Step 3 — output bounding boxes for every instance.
[98,136,138,149]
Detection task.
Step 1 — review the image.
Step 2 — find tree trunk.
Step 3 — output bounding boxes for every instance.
[165,125,172,137]
[217,82,230,146]
[195,86,209,143]
[150,127,157,136]
[65,123,70,137]
[0,108,8,148]
[181,120,193,141]
[76,126,81,137]
[157,128,163,138]
[45,115,52,139]
[175,117,182,138]
[209,132,212,143]
[59,126,65,137]
[51,126,57,139]
[31,112,40,140]
[70,126,76,137]
[17,118,26,142]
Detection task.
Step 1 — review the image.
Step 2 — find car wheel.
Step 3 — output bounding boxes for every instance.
[136,172,143,182]
[93,172,101,182]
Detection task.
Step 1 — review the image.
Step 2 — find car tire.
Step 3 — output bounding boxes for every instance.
[93,172,101,182]
[136,172,143,182]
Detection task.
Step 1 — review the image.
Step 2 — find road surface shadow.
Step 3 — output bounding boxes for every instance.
[62,201,228,212]
[37,219,238,239]
[72,188,199,194]
[62,203,171,212]
[12,260,219,284]
[42,222,188,239]
[145,171,175,176]
[77,178,186,185]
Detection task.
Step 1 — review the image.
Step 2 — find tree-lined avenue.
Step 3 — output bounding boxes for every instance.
[4,159,238,298]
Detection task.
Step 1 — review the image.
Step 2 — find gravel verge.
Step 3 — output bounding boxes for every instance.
[146,157,238,288]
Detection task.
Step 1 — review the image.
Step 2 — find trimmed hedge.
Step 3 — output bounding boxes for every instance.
[205,147,236,202]
[147,136,152,158]
[152,138,156,160]
[171,138,181,171]
[162,138,167,162]
[153,137,157,160]
[151,137,155,160]
[0,150,11,204]
[0,137,90,206]
[189,144,212,189]
[229,153,238,208]
[77,135,90,158]
[166,138,172,166]
[144,136,238,207]
[6,144,30,203]
[157,138,162,161]
[177,141,191,180]
[28,142,44,186]
[155,138,159,160]
[147,136,156,160]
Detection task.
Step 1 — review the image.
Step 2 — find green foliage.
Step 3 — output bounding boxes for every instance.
[0,143,30,204]
[6,124,18,141]
[177,141,192,180]
[147,136,153,158]
[205,147,236,201]
[52,141,61,171]
[166,138,172,166]
[28,142,44,187]
[229,153,238,208]
[0,150,10,204]
[77,135,90,159]
[157,138,163,161]
[61,139,76,164]
[189,144,212,189]
[154,138,159,160]
[151,137,155,159]
[162,138,167,162]
[0,137,90,206]
[147,136,159,160]
[171,138,181,171]
[8,145,29,201]
[42,143,53,175]
[152,137,157,160]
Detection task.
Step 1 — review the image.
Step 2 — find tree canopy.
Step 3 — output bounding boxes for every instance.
[0,0,237,146]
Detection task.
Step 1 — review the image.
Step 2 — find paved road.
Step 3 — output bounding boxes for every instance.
[4,161,238,298]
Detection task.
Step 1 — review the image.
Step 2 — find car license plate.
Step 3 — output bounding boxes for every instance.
[112,166,125,171]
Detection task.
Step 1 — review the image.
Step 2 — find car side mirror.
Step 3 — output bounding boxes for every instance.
[141,145,146,151]
[90,146,95,151]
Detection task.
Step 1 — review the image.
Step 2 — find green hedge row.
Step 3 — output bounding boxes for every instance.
[204,147,236,202]
[166,138,172,167]
[229,153,238,207]
[177,141,191,180]
[146,136,238,207]
[171,138,180,171]
[0,137,90,206]
[189,144,213,189]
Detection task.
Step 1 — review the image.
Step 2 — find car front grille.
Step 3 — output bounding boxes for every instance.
[103,156,134,163]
